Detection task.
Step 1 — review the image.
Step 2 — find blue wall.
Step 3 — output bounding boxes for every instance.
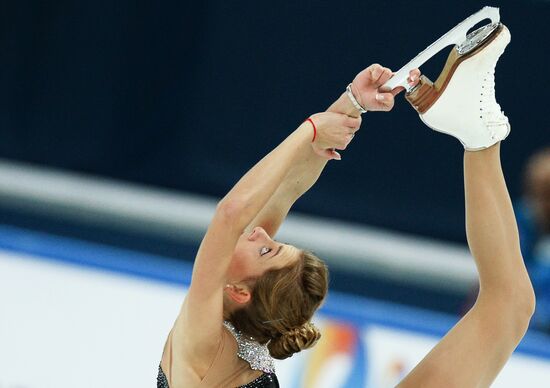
[1,1,549,242]
[1,223,549,362]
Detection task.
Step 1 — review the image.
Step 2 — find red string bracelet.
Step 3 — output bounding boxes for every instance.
[305,117,317,143]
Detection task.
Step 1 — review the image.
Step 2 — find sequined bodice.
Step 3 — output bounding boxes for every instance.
[157,366,279,388]
[157,365,169,388]
[222,321,276,374]
[157,321,279,387]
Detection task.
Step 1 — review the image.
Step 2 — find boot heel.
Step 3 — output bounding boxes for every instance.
[405,75,438,114]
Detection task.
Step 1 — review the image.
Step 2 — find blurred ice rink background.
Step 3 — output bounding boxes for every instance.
[1,222,549,387]
[1,1,549,386]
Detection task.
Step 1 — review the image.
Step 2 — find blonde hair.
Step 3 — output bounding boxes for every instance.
[228,250,328,359]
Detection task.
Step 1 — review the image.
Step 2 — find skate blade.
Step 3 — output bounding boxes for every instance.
[405,23,505,114]
[383,6,500,91]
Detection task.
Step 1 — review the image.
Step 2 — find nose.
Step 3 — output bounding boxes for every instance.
[248,226,270,242]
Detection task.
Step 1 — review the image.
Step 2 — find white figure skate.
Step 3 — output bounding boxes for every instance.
[384,7,511,151]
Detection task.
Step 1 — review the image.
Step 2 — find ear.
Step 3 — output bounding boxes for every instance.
[225,283,251,305]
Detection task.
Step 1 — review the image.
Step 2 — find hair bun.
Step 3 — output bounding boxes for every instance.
[268,322,321,360]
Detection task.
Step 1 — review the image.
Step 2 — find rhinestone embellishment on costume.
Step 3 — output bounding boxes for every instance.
[223,321,276,374]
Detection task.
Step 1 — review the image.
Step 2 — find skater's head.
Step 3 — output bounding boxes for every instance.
[525,147,550,232]
[223,226,328,359]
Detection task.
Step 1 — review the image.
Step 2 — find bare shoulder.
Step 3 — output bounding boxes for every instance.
[174,298,224,357]
[161,300,225,386]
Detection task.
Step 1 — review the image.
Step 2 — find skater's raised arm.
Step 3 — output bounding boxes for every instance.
[186,112,355,319]
[169,112,356,381]
[248,65,421,237]
[245,112,361,236]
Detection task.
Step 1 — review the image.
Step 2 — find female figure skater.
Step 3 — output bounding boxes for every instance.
[157,63,418,388]
[160,22,534,388]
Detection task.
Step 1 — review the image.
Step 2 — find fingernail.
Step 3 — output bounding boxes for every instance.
[376,93,385,101]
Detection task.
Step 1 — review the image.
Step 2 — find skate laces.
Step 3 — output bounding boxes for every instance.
[480,68,508,136]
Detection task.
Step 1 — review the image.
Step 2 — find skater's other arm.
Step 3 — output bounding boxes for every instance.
[246,112,360,236]
[248,65,421,236]
[180,112,356,353]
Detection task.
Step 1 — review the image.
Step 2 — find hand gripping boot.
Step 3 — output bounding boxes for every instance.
[406,23,511,151]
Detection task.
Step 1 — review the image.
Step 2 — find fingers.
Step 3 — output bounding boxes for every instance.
[369,63,383,81]
[369,64,393,88]
[329,150,342,160]
[344,133,355,148]
[377,68,393,88]
[344,116,362,130]
[390,86,405,97]
[317,148,341,161]
[309,111,359,159]
[408,68,421,85]
[312,142,343,161]
[374,92,395,110]
[389,68,421,96]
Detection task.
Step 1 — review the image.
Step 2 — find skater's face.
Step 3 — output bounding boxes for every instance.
[228,226,300,281]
